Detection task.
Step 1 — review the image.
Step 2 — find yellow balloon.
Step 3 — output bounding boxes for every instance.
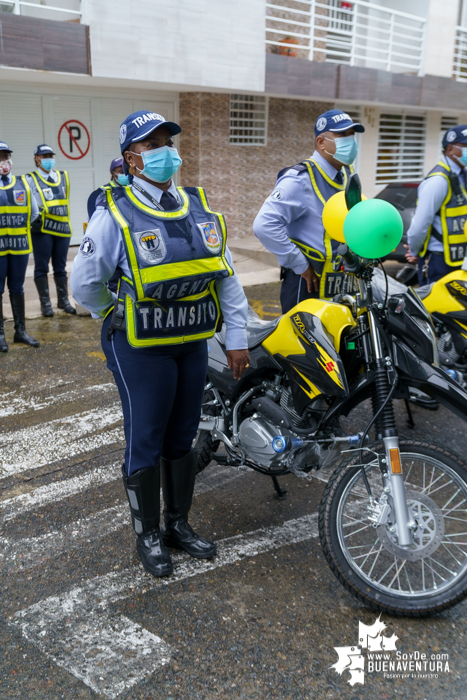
[322,190,367,243]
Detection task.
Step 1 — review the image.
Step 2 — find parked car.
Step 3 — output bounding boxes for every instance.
[374,181,419,262]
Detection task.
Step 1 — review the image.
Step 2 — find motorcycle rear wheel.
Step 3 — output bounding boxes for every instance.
[319,439,467,616]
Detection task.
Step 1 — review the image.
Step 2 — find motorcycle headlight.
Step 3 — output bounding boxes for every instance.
[412,316,439,367]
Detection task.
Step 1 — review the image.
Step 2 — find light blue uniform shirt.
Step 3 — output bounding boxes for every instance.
[407,156,466,256]
[253,150,341,275]
[2,172,40,222]
[70,176,248,351]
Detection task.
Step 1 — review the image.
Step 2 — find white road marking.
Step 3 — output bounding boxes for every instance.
[0,404,124,478]
[0,382,116,418]
[11,512,318,698]
[1,465,246,570]
[0,462,122,524]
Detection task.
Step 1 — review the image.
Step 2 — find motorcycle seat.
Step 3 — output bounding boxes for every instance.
[216,305,281,349]
[415,283,433,300]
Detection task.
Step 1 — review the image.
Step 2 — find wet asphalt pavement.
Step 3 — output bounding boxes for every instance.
[1,283,467,700]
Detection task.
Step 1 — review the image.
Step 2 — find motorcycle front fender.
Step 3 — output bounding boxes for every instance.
[325,337,467,425]
[392,338,467,422]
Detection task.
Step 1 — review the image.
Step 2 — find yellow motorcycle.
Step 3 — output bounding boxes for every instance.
[196,248,467,617]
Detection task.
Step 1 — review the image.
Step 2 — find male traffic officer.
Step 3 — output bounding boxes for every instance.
[87,156,129,220]
[253,109,365,313]
[405,125,467,285]
[0,141,40,351]
[26,144,75,317]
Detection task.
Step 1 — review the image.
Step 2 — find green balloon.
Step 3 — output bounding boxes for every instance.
[343,198,403,259]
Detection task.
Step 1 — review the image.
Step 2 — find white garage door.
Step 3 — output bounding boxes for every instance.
[0,92,177,246]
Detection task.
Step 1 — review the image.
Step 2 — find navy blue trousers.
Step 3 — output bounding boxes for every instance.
[31,232,70,280]
[280,268,319,313]
[101,315,208,476]
[0,254,29,295]
[418,254,452,286]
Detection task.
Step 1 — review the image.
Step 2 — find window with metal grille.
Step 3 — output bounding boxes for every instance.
[441,115,459,131]
[230,95,268,145]
[376,112,426,184]
[440,115,459,154]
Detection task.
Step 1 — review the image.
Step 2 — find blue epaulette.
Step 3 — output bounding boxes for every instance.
[277,162,308,180]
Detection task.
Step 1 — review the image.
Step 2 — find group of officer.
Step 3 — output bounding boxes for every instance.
[0,141,75,352]
[2,106,466,578]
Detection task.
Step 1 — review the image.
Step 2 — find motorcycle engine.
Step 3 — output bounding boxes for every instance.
[237,415,294,469]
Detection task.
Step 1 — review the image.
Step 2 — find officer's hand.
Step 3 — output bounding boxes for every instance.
[300,264,319,293]
[403,244,418,264]
[226,349,250,380]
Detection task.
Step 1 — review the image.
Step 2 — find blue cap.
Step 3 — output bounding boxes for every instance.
[0,141,12,153]
[119,111,182,153]
[314,109,365,136]
[442,125,467,148]
[110,156,123,172]
[34,143,55,156]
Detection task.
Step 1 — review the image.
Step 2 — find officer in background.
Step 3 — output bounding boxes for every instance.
[26,144,75,317]
[86,157,129,293]
[87,156,129,220]
[405,125,467,284]
[253,109,365,313]
[0,141,40,351]
[71,111,249,578]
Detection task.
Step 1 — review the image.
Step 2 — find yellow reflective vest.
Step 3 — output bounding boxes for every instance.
[105,184,233,347]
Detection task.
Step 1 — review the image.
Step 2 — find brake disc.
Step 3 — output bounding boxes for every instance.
[377,490,445,562]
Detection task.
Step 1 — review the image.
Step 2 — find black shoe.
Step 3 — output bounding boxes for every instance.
[10,293,40,347]
[122,464,173,577]
[161,451,217,559]
[0,296,8,352]
[136,529,173,577]
[34,277,54,317]
[55,276,76,314]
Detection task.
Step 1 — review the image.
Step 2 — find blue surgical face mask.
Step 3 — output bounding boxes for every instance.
[40,158,55,172]
[456,146,467,168]
[116,173,129,186]
[131,145,182,183]
[325,135,358,166]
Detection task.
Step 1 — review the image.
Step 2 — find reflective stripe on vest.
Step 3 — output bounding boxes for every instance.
[420,161,467,266]
[0,176,33,256]
[29,171,72,237]
[290,159,354,299]
[105,185,233,347]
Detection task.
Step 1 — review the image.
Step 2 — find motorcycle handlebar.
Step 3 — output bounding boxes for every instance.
[336,243,361,272]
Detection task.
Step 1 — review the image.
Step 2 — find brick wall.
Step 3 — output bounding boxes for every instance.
[179,92,333,239]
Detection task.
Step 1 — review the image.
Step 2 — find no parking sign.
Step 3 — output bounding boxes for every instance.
[58,119,91,160]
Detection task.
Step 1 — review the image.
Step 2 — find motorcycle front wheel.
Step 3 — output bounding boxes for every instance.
[319,440,467,616]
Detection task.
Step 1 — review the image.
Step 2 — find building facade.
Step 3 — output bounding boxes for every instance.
[1,0,467,243]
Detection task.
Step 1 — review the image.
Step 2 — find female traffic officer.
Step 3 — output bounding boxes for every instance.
[0,141,40,351]
[71,111,249,577]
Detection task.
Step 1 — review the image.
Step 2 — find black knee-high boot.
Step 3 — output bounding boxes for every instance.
[121,463,173,577]
[55,276,76,314]
[0,296,8,352]
[34,277,54,317]
[10,293,39,347]
[161,451,216,559]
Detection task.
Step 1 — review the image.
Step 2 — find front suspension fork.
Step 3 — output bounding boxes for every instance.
[367,307,414,548]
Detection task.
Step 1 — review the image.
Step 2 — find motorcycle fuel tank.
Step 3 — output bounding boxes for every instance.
[262,299,355,400]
